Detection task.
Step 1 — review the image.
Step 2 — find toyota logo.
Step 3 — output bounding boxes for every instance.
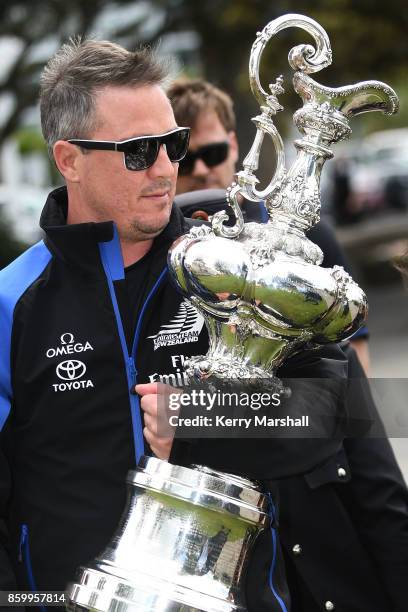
[56,360,86,381]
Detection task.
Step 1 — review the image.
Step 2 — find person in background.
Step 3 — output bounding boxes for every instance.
[168,77,370,374]
[171,80,238,194]
[168,77,408,612]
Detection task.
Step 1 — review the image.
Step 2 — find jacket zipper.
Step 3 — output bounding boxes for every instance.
[99,230,167,464]
[259,201,269,224]
[19,524,47,612]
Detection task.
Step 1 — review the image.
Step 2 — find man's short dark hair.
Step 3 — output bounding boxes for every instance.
[167,78,236,133]
[40,38,167,158]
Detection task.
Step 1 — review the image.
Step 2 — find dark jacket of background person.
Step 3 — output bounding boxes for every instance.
[279,344,408,612]
[0,186,351,612]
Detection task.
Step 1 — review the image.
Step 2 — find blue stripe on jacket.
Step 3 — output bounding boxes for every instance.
[0,241,52,429]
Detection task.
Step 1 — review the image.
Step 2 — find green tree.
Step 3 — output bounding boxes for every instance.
[0,0,155,144]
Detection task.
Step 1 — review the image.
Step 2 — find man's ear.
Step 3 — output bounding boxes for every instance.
[53,140,82,182]
[229,131,239,163]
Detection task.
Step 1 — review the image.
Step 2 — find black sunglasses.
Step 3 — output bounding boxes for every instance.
[178,141,230,175]
[68,127,190,171]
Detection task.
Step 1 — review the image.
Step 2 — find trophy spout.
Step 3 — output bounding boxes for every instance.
[271,72,399,231]
[294,72,399,122]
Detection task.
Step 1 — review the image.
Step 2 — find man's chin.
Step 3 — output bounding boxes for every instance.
[125,217,170,242]
[138,224,166,238]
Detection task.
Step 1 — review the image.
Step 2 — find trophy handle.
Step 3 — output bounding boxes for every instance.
[212,183,245,238]
[250,13,332,108]
[235,76,286,205]
[235,14,333,207]
[214,14,332,237]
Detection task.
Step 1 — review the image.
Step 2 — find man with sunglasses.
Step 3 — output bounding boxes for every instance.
[0,39,356,611]
[169,80,239,194]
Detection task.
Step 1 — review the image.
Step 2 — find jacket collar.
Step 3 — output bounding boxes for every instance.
[40,186,188,272]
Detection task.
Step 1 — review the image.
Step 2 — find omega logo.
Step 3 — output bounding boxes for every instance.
[46,333,94,359]
[60,332,75,345]
[56,360,87,381]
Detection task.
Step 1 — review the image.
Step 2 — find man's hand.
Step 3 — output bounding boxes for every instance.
[135,382,179,460]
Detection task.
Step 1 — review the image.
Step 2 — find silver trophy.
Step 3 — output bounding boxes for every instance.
[68,14,398,612]
[169,13,397,387]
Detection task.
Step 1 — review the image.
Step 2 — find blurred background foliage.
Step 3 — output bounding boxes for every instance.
[0,0,406,143]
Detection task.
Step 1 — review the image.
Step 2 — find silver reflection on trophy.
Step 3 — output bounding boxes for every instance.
[68,13,399,612]
[68,458,268,611]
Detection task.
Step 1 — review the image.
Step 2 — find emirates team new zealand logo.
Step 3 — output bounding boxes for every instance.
[148,301,204,351]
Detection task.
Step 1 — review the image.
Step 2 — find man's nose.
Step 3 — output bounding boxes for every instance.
[148,143,176,177]
[191,157,210,176]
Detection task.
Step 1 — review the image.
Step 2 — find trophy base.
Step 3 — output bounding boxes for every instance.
[68,567,241,612]
[67,458,267,612]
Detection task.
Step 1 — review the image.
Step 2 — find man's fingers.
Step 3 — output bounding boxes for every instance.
[139,393,158,417]
[136,382,160,396]
[143,426,172,461]
[143,412,156,432]
[143,426,155,447]
[135,382,182,396]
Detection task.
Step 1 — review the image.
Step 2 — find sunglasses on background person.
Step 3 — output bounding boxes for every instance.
[68,127,190,171]
[178,141,230,176]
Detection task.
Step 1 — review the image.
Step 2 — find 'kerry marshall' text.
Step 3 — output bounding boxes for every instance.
[169,415,309,429]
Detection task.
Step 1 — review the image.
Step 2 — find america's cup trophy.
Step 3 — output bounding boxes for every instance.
[68,14,398,612]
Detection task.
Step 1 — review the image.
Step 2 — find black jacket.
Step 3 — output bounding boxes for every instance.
[279,345,408,612]
[0,187,350,611]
